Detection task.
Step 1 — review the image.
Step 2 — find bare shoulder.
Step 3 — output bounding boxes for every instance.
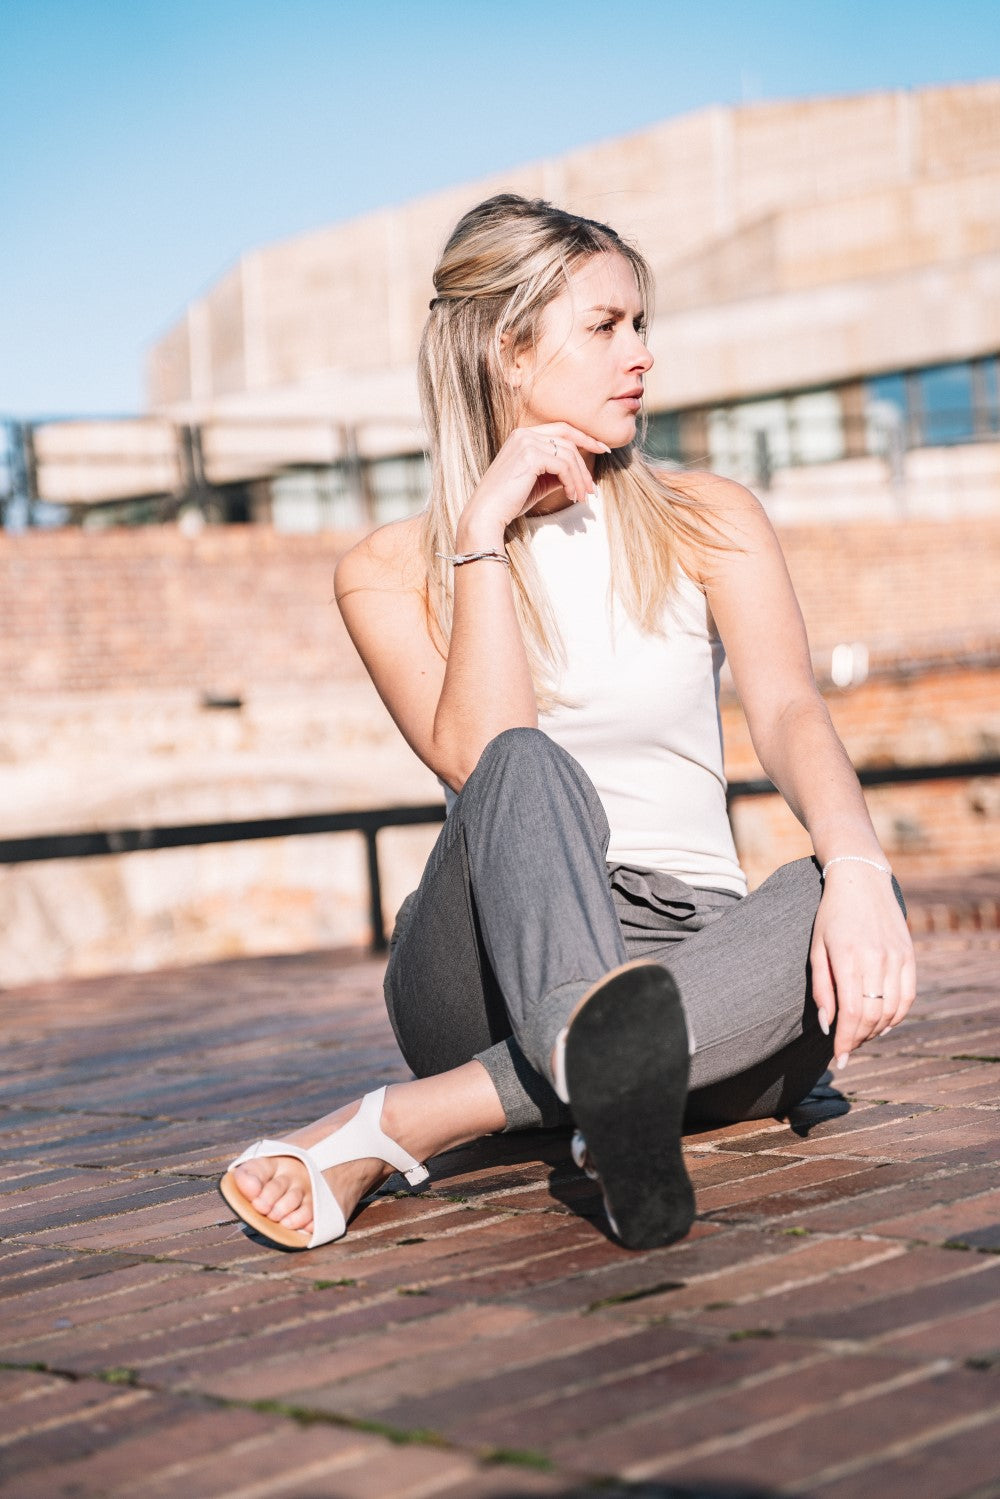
[334,514,425,599]
[659,468,768,539]
[654,468,775,589]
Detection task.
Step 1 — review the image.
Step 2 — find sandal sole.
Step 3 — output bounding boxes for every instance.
[564,960,694,1250]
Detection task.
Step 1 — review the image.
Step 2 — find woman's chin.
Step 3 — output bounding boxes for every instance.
[599,416,639,450]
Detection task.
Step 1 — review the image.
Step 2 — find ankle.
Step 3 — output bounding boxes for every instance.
[379,1081,434,1162]
[380,1068,506,1163]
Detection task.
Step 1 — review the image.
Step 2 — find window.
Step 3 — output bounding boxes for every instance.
[975,356,1000,436]
[708,398,791,485]
[864,373,909,455]
[368,454,430,523]
[269,466,365,531]
[916,363,975,446]
[644,411,683,464]
[788,391,845,463]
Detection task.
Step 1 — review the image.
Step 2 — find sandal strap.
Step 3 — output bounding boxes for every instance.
[226,1086,429,1248]
[309,1087,429,1186]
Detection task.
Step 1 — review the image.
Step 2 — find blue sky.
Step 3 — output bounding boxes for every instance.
[3,0,998,417]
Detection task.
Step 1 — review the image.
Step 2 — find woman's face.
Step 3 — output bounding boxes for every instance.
[510,252,653,450]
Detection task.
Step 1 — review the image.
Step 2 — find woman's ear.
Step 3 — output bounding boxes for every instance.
[498,331,521,391]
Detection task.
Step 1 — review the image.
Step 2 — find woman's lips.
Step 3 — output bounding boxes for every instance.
[614,395,642,411]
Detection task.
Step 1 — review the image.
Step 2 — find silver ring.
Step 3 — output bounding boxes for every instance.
[550,438,558,457]
[862,992,884,1000]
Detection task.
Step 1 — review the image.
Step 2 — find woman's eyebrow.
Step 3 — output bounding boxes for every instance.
[584,305,626,317]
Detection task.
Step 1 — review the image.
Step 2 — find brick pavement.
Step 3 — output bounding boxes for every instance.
[1,916,999,1498]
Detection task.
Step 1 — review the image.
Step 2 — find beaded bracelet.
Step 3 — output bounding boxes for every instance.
[435,549,510,569]
[820,855,893,879]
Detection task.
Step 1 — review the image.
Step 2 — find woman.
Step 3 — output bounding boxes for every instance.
[220,194,915,1253]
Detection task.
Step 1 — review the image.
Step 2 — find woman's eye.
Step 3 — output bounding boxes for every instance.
[594,321,615,334]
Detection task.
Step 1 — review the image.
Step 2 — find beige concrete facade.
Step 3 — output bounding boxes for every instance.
[148,81,1000,423]
[20,79,1000,516]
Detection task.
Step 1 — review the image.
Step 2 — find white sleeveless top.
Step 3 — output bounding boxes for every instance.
[528,488,745,895]
[441,488,746,897]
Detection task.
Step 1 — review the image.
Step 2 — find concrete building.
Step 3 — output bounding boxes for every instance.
[8,78,1000,528]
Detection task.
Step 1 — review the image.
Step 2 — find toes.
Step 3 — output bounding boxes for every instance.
[269,1181,309,1223]
[277,1200,314,1232]
[232,1159,311,1226]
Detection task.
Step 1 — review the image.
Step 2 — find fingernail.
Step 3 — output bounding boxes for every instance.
[586,490,598,503]
[836,1054,849,1071]
[818,1013,829,1036]
[601,443,612,452]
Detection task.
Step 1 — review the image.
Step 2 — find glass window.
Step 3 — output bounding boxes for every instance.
[708,399,791,485]
[788,391,845,463]
[976,356,1000,434]
[270,465,365,532]
[917,363,975,446]
[367,454,430,523]
[864,373,909,455]
[644,411,683,463]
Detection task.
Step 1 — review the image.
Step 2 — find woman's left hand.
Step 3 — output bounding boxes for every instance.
[809,863,917,1069]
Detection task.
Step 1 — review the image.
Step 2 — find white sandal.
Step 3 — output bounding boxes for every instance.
[218,1085,429,1250]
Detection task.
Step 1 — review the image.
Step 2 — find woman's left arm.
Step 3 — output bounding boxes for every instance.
[688,473,917,1068]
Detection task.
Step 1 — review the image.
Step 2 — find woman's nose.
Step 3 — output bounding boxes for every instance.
[630,334,653,372]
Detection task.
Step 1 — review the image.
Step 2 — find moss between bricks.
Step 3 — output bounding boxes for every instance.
[586,1280,685,1312]
[245,1399,447,1447]
[481,1447,554,1471]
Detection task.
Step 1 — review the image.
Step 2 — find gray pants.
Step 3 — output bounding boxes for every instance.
[384,727,863,1132]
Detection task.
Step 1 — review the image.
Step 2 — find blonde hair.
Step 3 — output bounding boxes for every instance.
[418,193,723,705]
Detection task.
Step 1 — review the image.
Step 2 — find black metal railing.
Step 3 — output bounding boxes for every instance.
[2,758,998,952]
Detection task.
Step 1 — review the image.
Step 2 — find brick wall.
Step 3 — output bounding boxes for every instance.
[2,518,996,985]
[2,526,363,696]
[777,517,1000,659]
[3,517,999,696]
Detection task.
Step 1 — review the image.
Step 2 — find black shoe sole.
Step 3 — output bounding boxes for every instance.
[563,961,694,1251]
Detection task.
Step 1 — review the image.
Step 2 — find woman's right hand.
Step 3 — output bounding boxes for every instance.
[456,423,610,549]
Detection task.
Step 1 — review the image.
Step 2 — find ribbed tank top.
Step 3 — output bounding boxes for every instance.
[525,488,746,896]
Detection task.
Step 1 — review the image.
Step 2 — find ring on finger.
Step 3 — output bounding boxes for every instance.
[550,438,559,457]
[862,992,884,1000]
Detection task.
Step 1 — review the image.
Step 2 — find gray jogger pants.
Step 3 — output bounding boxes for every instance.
[383,728,899,1132]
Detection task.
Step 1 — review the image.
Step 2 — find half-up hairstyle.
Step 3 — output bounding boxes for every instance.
[418,193,724,705]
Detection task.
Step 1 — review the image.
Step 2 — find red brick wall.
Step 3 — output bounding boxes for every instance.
[3,517,999,695]
[3,519,998,885]
[2,527,363,695]
[723,664,1000,885]
[777,517,1000,657]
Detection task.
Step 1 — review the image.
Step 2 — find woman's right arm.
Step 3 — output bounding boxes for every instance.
[335,423,604,790]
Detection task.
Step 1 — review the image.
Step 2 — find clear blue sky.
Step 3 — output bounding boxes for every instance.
[3,0,998,418]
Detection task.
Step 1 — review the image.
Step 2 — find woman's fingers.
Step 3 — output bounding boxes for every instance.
[809,940,836,1037]
[544,421,613,455]
[812,872,917,1068]
[538,435,593,503]
[466,420,612,532]
[833,946,913,1062]
[522,430,597,507]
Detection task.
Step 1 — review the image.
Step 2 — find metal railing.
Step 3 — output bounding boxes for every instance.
[3,757,998,952]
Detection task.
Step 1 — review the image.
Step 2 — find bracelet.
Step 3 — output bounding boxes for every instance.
[821,855,893,879]
[435,549,510,569]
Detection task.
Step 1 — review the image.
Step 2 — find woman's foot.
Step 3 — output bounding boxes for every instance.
[228,1096,397,1240]
[221,1064,508,1250]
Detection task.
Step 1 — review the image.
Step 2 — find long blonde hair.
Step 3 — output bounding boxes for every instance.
[418,193,722,705]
